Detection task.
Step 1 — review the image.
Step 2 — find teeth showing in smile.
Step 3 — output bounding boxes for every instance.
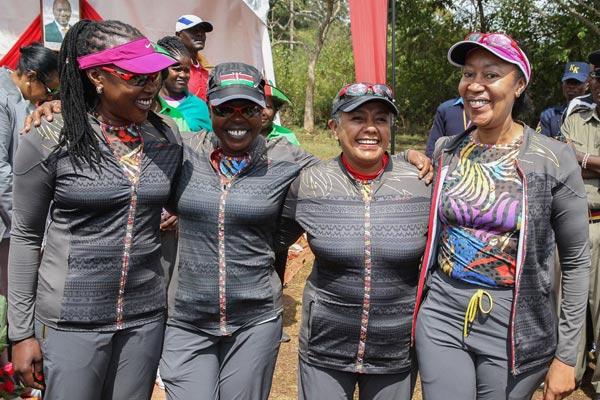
[227,129,248,138]
[356,139,379,145]
[469,99,490,107]
[136,98,152,109]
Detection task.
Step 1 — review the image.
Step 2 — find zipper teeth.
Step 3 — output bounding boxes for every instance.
[355,185,372,373]
[218,183,230,335]
[116,184,139,330]
[511,161,527,374]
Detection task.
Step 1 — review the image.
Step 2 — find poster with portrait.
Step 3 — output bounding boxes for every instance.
[42,0,80,50]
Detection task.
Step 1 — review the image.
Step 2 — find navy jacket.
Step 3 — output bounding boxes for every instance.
[425,98,469,157]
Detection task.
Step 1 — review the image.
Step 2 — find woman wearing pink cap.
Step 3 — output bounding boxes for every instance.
[413,33,590,400]
[8,20,181,399]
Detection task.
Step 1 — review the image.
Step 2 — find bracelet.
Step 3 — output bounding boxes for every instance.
[582,153,590,169]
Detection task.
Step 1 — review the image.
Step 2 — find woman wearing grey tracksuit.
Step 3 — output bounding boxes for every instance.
[413,33,590,400]
[277,83,431,400]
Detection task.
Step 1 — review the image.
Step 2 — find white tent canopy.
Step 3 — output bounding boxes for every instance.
[0,0,275,81]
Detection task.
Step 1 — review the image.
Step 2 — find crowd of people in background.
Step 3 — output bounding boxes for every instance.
[0,8,598,400]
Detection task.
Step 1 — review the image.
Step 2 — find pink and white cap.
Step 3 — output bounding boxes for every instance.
[77,37,176,74]
[448,32,531,85]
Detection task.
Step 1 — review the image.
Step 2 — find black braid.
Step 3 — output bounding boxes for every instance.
[57,19,165,170]
[157,36,191,60]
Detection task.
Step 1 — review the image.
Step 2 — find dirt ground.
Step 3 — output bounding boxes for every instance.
[152,246,595,400]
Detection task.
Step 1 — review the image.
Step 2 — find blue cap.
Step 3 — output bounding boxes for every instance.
[562,62,590,82]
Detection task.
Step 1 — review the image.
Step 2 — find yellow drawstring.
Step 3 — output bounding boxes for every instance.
[463,289,493,337]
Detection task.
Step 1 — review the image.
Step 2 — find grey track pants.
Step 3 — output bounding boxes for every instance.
[160,316,282,400]
[415,271,547,400]
[298,358,416,400]
[35,317,165,400]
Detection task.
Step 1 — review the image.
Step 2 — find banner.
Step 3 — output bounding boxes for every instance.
[348,0,388,84]
[0,0,274,81]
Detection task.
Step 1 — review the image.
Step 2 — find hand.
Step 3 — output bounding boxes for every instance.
[160,210,178,232]
[543,358,576,400]
[12,337,44,390]
[406,149,434,185]
[22,100,62,133]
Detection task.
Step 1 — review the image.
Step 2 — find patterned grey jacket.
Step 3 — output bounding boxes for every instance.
[8,113,182,341]
[279,155,431,374]
[167,133,316,335]
[412,125,590,375]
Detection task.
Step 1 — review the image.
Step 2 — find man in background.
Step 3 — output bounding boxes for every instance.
[538,61,589,139]
[175,14,213,101]
[425,97,469,158]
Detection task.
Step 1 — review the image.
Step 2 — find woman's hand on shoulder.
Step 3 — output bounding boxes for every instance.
[406,149,434,185]
[12,337,44,390]
[21,100,62,134]
[543,358,576,400]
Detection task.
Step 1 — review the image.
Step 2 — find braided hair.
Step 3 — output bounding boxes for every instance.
[58,19,165,170]
[156,36,191,60]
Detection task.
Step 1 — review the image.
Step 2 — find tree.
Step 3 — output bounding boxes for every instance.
[302,0,343,133]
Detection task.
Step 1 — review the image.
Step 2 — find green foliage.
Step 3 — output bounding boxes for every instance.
[270,0,600,139]
[0,296,7,354]
[273,24,355,128]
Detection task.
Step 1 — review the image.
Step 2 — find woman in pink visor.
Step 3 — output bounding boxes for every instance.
[7,20,181,399]
[413,32,590,400]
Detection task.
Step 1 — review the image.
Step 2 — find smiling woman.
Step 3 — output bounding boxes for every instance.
[414,32,590,400]
[8,20,182,400]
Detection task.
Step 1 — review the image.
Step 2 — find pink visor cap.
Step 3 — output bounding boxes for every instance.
[77,37,176,74]
[448,32,531,85]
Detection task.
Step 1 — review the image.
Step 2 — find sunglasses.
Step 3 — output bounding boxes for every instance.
[591,69,600,79]
[337,83,394,101]
[211,104,263,119]
[99,66,160,87]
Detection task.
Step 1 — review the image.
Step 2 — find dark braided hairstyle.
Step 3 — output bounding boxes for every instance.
[156,36,191,60]
[58,19,165,170]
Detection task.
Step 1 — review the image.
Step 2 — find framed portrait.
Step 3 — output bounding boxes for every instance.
[41,0,80,51]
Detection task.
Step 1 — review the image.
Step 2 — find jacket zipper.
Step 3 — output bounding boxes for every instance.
[218,180,234,336]
[510,160,528,374]
[355,183,373,373]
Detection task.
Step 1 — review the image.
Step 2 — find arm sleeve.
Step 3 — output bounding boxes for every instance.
[426,107,445,158]
[538,111,552,138]
[274,176,305,281]
[559,114,576,144]
[8,134,55,341]
[0,103,14,231]
[551,146,591,365]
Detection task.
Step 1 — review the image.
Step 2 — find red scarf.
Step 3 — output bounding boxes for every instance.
[341,152,389,182]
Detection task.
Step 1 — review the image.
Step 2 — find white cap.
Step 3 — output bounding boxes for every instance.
[175,15,213,33]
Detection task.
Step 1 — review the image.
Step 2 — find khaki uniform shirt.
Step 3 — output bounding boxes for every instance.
[562,106,600,209]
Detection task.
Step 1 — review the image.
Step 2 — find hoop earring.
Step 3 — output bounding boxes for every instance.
[96,86,103,95]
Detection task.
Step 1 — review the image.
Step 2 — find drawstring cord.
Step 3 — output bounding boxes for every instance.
[463,289,493,337]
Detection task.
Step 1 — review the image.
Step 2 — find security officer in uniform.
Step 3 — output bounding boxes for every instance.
[538,61,589,139]
[561,50,600,400]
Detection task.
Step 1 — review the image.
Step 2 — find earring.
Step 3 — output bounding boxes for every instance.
[96,86,103,94]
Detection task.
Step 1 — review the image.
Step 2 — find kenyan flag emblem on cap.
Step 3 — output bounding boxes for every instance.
[219,72,256,87]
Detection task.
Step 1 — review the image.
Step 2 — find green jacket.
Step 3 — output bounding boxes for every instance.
[266,124,300,145]
[158,94,212,133]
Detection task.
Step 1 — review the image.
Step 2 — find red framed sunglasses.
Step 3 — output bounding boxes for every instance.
[99,66,160,87]
[211,103,263,119]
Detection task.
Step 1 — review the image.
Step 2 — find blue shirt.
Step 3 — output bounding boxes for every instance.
[426,98,469,157]
[537,104,566,139]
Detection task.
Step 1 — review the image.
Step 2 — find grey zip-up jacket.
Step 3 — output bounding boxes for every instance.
[167,133,316,335]
[412,125,590,375]
[278,155,431,373]
[8,113,182,341]
[0,67,32,238]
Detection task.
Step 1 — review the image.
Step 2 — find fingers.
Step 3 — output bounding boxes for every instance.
[423,168,434,185]
[160,216,178,231]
